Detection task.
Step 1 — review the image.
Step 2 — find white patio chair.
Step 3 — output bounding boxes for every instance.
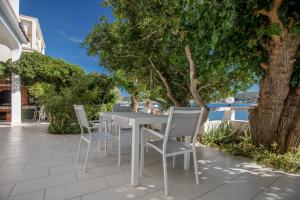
[141,107,204,195]
[101,113,132,166]
[74,105,115,172]
[37,106,47,123]
[114,115,132,166]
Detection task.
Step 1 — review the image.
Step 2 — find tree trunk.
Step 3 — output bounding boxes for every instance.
[131,95,138,112]
[149,58,185,107]
[249,34,300,149]
[276,84,300,152]
[184,45,209,125]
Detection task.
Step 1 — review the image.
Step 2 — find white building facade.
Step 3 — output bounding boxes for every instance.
[0,0,45,126]
[20,15,45,54]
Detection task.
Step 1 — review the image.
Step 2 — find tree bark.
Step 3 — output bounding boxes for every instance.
[149,58,185,107]
[276,84,300,152]
[184,45,209,125]
[184,46,206,108]
[131,95,138,112]
[249,34,300,148]
[249,0,300,151]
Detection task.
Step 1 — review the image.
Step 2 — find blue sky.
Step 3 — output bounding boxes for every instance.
[20,0,258,94]
[20,0,112,74]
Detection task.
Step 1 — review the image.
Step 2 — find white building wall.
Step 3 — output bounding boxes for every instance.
[10,46,22,126]
[8,0,19,17]
[20,15,46,54]
[0,0,24,126]
[0,44,12,61]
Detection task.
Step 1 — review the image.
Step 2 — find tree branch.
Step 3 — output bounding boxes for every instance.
[260,63,269,71]
[257,9,269,17]
[148,58,184,107]
[257,0,284,32]
[171,80,187,90]
[184,45,207,108]
[197,83,211,92]
[141,31,158,40]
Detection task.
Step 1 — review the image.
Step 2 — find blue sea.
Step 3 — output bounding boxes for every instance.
[207,103,254,121]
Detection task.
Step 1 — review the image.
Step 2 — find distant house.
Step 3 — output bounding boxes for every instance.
[20,15,46,54]
[0,0,45,125]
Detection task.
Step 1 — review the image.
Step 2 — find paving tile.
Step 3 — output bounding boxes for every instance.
[104,170,131,186]
[94,156,119,167]
[0,159,6,167]
[11,173,76,196]
[173,172,225,199]
[0,183,14,199]
[198,164,244,181]
[50,162,98,176]
[0,152,33,160]
[0,167,49,185]
[68,197,81,200]
[252,174,300,200]
[24,158,74,170]
[45,177,109,200]
[0,164,26,174]
[195,191,225,200]
[136,188,190,200]
[76,164,124,181]
[1,126,300,200]
[2,155,52,166]
[213,176,265,200]
[82,182,156,200]
[52,152,76,160]
[236,171,281,187]
[6,190,44,200]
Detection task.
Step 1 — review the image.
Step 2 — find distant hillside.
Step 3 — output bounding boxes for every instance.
[236,92,258,99]
[120,96,131,102]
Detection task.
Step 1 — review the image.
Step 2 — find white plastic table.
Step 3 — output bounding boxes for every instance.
[101,112,190,186]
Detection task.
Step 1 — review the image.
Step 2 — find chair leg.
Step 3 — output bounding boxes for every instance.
[33,111,36,120]
[140,129,144,177]
[145,132,149,152]
[76,138,83,162]
[193,147,199,184]
[117,127,121,166]
[172,155,176,168]
[104,139,107,157]
[162,155,169,196]
[84,143,91,172]
[118,138,121,166]
[98,140,101,151]
[110,139,113,149]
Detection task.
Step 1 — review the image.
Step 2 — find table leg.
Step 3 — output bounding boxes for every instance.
[131,121,140,186]
[140,127,144,177]
[184,136,191,170]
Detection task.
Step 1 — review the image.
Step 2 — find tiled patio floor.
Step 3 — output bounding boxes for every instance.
[0,125,299,200]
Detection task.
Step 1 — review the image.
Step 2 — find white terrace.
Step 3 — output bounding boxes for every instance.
[0,125,299,200]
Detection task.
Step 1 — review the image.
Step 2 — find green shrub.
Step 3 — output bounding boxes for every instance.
[200,124,300,173]
[29,74,117,134]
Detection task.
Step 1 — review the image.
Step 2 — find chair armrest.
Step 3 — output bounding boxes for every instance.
[142,127,164,139]
[89,122,114,130]
[89,120,99,126]
[89,125,99,130]
[99,123,114,128]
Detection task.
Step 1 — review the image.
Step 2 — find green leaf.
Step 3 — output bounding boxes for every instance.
[211,32,218,47]
[266,23,281,36]
[291,26,300,37]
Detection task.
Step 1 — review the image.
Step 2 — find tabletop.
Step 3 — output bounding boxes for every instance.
[101,112,169,125]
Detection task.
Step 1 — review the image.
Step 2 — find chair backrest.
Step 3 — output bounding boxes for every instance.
[74,105,89,130]
[164,107,204,142]
[114,115,132,129]
[112,105,132,112]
